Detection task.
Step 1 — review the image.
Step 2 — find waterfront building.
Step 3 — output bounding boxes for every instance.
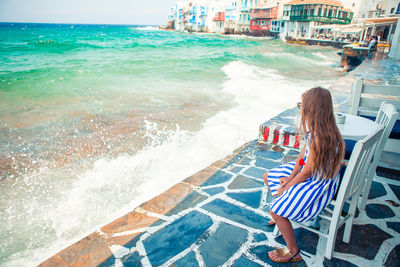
[348,0,400,43]
[250,2,279,36]
[224,2,239,33]
[213,11,226,33]
[237,0,258,33]
[360,17,398,43]
[345,0,400,22]
[268,0,292,37]
[167,7,176,29]
[282,0,354,38]
[205,0,232,33]
[170,0,233,33]
[187,1,209,32]
[169,1,191,31]
[271,19,286,34]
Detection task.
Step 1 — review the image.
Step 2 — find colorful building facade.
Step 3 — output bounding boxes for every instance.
[213,11,226,33]
[250,6,279,36]
[282,0,354,38]
[167,0,361,39]
[225,2,239,33]
[237,0,258,33]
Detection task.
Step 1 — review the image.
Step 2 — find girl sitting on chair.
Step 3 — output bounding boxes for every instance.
[263,87,345,263]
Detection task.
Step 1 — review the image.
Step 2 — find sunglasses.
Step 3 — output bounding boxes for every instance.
[297,102,301,109]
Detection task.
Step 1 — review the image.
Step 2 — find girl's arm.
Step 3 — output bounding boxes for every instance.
[277,149,314,196]
[280,145,306,186]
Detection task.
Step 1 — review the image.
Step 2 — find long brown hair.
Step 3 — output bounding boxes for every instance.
[300,87,345,179]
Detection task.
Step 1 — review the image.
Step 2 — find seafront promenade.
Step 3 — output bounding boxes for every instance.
[40,57,400,267]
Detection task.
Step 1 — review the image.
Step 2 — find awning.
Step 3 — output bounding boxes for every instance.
[338,26,363,34]
[364,17,398,26]
[310,24,338,30]
[326,23,363,34]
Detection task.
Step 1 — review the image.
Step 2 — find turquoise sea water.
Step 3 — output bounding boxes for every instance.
[0,23,345,265]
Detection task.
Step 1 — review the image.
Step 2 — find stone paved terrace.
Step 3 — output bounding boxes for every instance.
[39,58,400,267]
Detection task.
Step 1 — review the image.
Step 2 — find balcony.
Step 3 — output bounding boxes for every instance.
[271,20,285,33]
[250,19,271,31]
[250,7,278,19]
[200,7,207,16]
[250,24,271,31]
[213,12,225,22]
[289,15,351,24]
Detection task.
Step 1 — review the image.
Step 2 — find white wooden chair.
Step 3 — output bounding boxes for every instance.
[273,126,384,260]
[350,78,400,153]
[359,102,399,210]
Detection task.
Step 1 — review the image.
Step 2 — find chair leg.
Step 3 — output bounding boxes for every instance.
[343,196,359,243]
[325,216,340,260]
[359,171,375,210]
[273,224,280,237]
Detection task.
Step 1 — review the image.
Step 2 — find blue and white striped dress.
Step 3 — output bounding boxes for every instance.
[267,135,340,222]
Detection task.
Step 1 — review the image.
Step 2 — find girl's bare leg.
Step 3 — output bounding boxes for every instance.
[263,171,276,225]
[263,171,273,193]
[268,211,301,261]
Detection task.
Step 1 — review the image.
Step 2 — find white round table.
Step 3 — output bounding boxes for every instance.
[336,114,379,140]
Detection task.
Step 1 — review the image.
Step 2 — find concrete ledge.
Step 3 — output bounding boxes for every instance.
[40,232,114,267]
[139,182,195,214]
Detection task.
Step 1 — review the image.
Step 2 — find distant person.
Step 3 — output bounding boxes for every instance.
[369,36,377,51]
[263,87,345,263]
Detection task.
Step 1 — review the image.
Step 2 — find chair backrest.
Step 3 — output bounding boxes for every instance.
[372,102,399,164]
[334,125,384,209]
[350,78,400,117]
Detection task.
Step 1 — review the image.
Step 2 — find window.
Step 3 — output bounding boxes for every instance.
[391,8,395,14]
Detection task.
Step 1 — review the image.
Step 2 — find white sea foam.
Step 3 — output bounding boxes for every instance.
[218,34,274,40]
[135,26,160,31]
[265,51,339,66]
[3,61,336,267]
